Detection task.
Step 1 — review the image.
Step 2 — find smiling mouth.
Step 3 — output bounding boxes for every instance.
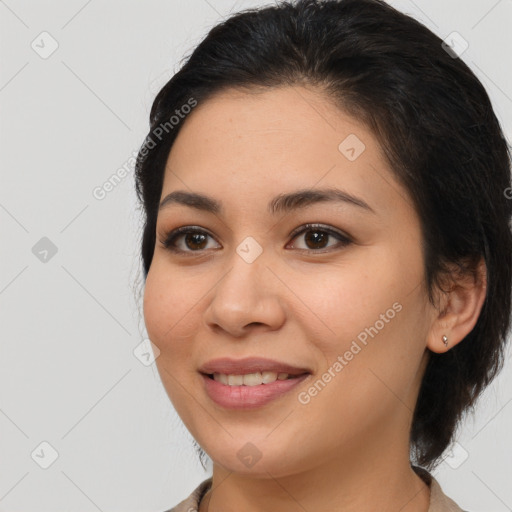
[204,371,309,386]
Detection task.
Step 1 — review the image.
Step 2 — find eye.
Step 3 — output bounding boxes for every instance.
[160,226,220,254]
[287,223,352,252]
[159,223,352,255]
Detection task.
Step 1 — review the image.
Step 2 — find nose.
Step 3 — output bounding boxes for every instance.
[203,248,286,338]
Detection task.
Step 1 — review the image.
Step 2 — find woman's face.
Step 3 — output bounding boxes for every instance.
[143,85,436,476]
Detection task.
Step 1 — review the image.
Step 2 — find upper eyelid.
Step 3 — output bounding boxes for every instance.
[288,223,351,241]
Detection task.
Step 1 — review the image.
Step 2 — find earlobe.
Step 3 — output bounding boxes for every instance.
[426,258,487,354]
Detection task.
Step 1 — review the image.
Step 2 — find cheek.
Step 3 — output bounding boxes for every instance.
[143,262,205,411]
[300,251,424,393]
[300,258,393,350]
[143,260,203,353]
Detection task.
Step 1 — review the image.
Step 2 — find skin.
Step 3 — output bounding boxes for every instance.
[143,85,487,512]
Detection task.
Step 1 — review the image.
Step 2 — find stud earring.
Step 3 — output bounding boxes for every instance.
[442,335,448,347]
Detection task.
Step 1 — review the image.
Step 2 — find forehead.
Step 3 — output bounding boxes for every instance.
[161,85,408,218]
[171,85,372,159]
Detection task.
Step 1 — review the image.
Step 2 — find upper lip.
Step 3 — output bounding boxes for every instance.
[199,357,311,376]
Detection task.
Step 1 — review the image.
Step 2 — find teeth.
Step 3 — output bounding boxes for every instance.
[212,371,293,386]
[215,373,229,385]
[227,374,244,386]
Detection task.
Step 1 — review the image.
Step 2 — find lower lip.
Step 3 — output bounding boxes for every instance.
[201,373,310,409]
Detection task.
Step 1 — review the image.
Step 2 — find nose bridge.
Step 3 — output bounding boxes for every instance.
[216,239,269,308]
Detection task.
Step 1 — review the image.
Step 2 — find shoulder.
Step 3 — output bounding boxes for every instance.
[165,472,472,512]
[413,466,468,512]
[163,477,212,512]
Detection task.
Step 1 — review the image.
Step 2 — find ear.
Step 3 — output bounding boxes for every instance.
[426,257,487,354]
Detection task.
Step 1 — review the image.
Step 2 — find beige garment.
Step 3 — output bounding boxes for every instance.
[166,466,467,512]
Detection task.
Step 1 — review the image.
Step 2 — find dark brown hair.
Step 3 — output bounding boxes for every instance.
[134,0,512,469]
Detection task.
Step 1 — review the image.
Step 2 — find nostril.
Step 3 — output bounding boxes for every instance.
[246,322,265,328]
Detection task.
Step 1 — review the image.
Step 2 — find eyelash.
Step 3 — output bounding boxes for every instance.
[159,223,353,256]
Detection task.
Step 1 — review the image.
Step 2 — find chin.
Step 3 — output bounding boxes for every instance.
[205,438,303,478]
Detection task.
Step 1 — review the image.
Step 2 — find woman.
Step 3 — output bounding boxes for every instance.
[135,0,512,510]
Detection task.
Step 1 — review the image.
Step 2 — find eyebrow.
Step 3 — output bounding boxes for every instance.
[158,187,376,215]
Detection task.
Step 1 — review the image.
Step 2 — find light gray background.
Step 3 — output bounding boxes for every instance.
[1,1,511,511]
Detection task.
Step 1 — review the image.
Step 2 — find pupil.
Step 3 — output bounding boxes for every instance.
[305,230,327,249]
[186,233,207,250]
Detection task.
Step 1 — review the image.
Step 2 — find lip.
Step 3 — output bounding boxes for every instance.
[201,372,310,409]
[198,357,311,410]
[198,356,310,376]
